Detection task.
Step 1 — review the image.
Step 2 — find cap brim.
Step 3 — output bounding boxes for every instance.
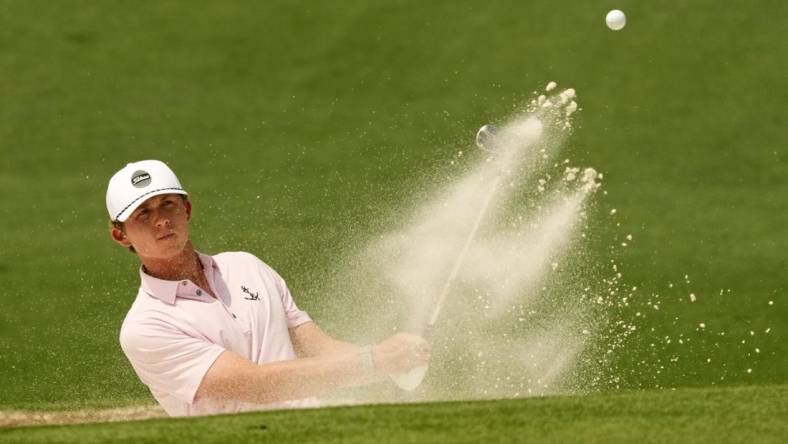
[114,189,188,222]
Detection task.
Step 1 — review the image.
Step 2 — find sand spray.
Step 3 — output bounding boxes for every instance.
[318,83,607,403]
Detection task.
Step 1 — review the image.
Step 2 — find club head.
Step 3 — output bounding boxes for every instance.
[391,364,428,391]
[475,124,500,153]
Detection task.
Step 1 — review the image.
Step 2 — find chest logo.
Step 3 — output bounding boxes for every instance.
[241,285,260,301]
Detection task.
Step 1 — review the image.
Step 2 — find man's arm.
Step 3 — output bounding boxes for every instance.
[195,348,375,404]
[289,321,357,358]
[195,333,430,405]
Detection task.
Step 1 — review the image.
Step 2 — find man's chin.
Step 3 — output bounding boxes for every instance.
[142,241,189,260]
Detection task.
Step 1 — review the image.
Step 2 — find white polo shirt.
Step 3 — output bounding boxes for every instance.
[119,251,314,417]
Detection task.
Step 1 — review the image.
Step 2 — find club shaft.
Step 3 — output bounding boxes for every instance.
[427,174,502,326]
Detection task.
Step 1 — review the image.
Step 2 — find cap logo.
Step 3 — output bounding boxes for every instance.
[131,170,151,188]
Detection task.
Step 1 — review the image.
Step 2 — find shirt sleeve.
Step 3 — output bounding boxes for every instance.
[119,319,226,405]
[250,253,312,328]
[276,275,312,328]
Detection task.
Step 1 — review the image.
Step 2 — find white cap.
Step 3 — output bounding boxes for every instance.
[106,160,188,222]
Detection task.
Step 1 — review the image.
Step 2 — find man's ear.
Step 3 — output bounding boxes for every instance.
[110,227,132,248]
[185,198,192,221]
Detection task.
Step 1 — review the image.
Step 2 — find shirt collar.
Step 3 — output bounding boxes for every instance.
[139,251,220,305]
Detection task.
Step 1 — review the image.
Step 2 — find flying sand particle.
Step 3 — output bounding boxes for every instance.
[565,101,578,116]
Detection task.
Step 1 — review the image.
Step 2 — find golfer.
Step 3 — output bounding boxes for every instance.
[107,160,430,417]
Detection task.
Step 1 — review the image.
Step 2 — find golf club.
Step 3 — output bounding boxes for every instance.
[391,124,504,391]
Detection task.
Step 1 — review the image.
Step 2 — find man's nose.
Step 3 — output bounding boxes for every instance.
[154,212,171,228]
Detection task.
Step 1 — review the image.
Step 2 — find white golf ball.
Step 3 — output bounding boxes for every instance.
[605,9,626,31]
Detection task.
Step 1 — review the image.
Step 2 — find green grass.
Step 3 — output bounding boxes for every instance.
[0,0,785,418]
[2,385,787,443]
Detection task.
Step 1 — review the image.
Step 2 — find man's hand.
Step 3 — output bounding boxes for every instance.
[373,333,431,375]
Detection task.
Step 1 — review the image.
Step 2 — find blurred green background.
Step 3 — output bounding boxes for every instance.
[0,0,785,409]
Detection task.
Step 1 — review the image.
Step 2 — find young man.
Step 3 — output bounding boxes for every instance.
[107,160,430,417]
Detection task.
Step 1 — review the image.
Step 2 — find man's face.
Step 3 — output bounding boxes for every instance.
[111,194,192,260]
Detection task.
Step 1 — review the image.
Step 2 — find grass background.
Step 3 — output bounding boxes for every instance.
[0,0,785,433]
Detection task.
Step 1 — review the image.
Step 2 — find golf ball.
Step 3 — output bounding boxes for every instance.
[605,9,626,31]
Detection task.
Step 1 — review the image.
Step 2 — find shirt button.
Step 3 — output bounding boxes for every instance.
[196,289,202,296]
[181,281,188,286]
[232,314,237,319]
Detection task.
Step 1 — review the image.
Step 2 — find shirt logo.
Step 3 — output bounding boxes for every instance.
[131,170,152,188]
[241,285,259,301]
